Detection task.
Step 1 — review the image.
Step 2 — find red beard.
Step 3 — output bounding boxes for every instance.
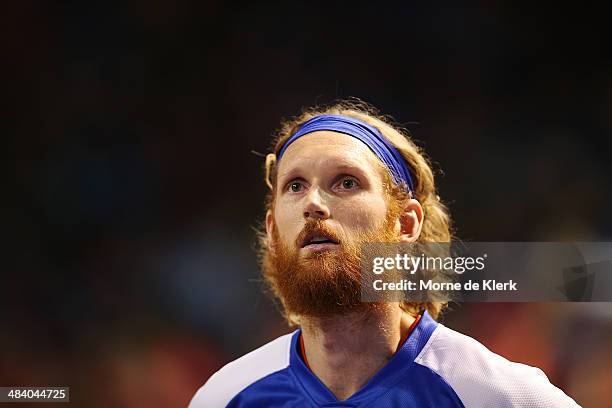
[263,205,402,321]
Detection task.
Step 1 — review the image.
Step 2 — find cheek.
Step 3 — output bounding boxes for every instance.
[334,195,388,231]
[273,203,303,243]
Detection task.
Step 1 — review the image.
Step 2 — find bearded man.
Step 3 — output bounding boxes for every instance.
[188,101,580,407]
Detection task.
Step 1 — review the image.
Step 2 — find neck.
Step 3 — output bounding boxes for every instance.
[299,303,415,401]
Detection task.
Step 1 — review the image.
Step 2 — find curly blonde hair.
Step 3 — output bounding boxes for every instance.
[258,99,453,322]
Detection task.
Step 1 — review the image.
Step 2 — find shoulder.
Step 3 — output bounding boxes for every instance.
[414,324,581,408]
[188,331,296,408]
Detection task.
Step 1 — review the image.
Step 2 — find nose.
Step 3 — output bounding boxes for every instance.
[303,187,330,220]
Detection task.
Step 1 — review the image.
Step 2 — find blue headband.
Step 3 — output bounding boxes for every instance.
[276,114,415,195]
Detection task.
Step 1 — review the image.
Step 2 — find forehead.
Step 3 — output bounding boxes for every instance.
[277,131,383,176]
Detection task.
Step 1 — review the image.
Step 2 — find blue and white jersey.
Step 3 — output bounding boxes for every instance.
[189,311,580,407]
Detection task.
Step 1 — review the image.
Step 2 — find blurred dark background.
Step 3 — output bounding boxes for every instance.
[4,2,612,407]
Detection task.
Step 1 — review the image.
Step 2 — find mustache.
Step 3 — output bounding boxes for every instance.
[294,220,342,248]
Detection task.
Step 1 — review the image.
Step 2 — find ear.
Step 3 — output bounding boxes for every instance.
[399,199,424,243]
[265,209,276,254]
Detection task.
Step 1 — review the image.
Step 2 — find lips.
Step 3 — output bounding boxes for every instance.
[301,232,340,248]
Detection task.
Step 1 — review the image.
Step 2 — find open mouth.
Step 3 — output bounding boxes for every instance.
[301,232,340,249]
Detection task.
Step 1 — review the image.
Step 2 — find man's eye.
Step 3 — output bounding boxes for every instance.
[340,178,358,190]
[289,182,303,193]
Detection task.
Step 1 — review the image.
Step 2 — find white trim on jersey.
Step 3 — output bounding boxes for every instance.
[415,324,580,407]
[188,331,296,408]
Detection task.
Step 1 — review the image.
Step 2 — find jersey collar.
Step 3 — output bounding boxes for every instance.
[289,310,438,406]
